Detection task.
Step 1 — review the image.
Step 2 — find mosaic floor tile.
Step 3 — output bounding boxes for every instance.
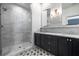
[16,46,53,56]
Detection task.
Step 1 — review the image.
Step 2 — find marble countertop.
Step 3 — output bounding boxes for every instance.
[41,25,79,29]
[35,31,79,39]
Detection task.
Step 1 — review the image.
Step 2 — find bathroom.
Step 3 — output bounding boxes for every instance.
[0,3,79,56]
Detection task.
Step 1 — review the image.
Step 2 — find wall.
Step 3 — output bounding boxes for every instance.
[42,3,62,26]
[41,10,47,27]
[1,3,32,55]
[62,4,79,25]
[0,4,2,55]
[31,3,42,44]
[49,3,62,26]
[31,3,41,33]
[31,3,63,29]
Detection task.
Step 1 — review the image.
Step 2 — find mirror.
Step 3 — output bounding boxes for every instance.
[46,3,62,26]
[62,3,79,25]
[42,3,79,26]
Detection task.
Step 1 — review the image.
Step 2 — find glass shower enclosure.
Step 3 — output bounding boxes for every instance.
[0,3,32,56]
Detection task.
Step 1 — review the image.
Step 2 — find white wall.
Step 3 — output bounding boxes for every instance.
[53,3,62,25]
[48,3,62,26]
[31,3,48,44]
[31,3,48,32]
[31,3,41,44]
[31,3,41,33]
[42,3,51,10]
[41,3,62,26]
[41,10,47,27]
[62,4,79,25]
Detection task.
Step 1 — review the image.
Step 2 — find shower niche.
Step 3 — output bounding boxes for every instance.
[0,3,32,56]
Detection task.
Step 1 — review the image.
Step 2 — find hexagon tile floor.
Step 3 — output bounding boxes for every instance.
[16,46,54,56]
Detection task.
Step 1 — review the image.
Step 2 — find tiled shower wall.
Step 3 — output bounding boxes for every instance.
[0,4,2,56]
[0,3,32,55]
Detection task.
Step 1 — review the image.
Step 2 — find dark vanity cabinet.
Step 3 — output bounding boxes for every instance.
[59,37,79,56]
[41,34,50,52]
[34,33,41,47]
[49,36,58,55]
[34,33,79,56]
[41,34,58,55]
[72,38,79,56]
[58,37,72,56]
[34,33,58,55]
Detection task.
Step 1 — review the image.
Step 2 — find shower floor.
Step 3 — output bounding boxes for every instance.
[2,43,53,56]
[2,42,33,56]
[16,46,53,56]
